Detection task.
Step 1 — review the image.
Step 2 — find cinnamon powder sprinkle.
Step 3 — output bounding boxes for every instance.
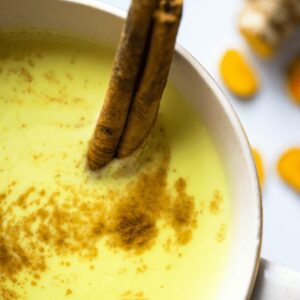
[65,288,72,296]
[216,224,227,243]
[209,191,223,215]
[121,291,148,300]
[19,67,33,83]
[0,129,199,298]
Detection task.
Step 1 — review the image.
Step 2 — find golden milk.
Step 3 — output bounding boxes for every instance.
[0,31,231,300]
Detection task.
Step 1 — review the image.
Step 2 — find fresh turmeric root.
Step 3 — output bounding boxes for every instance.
[286,55,300,105]
[278,148,300,193]
[252,148,265,189]
[239,0,300,58]
[219,49,259,98]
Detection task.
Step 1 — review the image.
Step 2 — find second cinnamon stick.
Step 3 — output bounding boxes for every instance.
[117,0,183,158]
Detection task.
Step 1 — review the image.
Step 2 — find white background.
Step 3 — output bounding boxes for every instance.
[100,0,300,272]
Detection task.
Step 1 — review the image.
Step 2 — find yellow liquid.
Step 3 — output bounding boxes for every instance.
[0,32,231,300]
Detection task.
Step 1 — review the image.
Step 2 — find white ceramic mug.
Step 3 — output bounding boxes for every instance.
[1,0,299,298]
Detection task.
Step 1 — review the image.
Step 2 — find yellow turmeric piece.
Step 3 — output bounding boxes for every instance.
[278,148,300,193]
[219,49,259,98]
[240,31,274,59]
[238,0,300,58]
[287,56,300,104]
[252,148,265,188]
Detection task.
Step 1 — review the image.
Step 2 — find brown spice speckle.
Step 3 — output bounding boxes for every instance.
[209,191,223,215]
[19,67,33,82]
[66,288,72,296]
[216,224,227,243]
[121,291,148,300]
[169,178,197,245]
[44,71,59,84]
[136,263,148,273]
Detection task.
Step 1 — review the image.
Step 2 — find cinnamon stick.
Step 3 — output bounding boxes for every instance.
[88,0,183,170]
[87,0,159,170]
[117,0,183,158]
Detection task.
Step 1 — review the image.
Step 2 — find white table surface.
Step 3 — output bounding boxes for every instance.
[100,0,300,273]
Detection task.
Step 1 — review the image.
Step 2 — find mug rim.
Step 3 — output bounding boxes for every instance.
[174,45,263,298]
[0,0,263,298]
